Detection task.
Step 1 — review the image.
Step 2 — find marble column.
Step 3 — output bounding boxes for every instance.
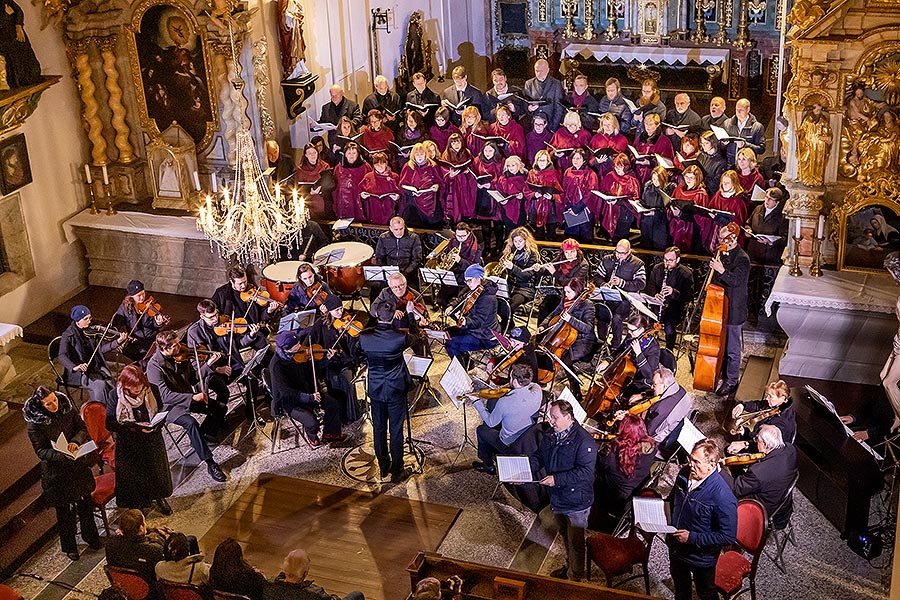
[69,39,107,166]
[96,35,134,164]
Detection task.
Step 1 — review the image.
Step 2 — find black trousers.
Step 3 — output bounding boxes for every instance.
[56,497,100,554]
[371,397,406,475]
[669,553,718,600]
[173,412,214,462]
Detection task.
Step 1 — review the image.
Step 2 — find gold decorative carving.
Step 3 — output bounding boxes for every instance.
[831,175,900,272]
[786,0,830,39]
[96,35,135,164]
[0,76,60,135]
[69,45,108,165]
[795,96,832,187]
[252,38,274,141]
[583,0,594,39]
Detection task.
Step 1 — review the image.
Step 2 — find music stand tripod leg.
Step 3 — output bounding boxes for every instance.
[450,402,478,467]
[403,392,429,473]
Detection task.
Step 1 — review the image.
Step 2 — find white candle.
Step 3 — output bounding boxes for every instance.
[211,174,218,193]
[817,215,825,238]
[101,164,109,185]
[193,171,201,191]
[84,164,92,184]
[795,218,801,238]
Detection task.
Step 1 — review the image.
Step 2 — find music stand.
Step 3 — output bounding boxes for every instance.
[401,354,434,474]
[406,352,446,415]
[278,310,317,333]
[314,247,346,267]
[235,346,270,433]
[623,291,660,321]
[488,276,509,299]
[419,267,457,297]
[363,265,399,283]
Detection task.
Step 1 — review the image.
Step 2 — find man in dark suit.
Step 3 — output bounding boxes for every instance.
[406,72,441,125]
[485,67,527,122]
[664,93,702,151]
[440,65,487,126]
[709,223,751,396]
[318,84,362,129]
[645,247,695,350]
[211,265,276,350]
[523,58,564,131]
[723,98,766,168]
[362,74,402,129]
[359,305,414,483]
[746,187,789,264]
[727,424,798,529]
[593,238,647,346]
[146,330,226,481]
[563,74,601,132]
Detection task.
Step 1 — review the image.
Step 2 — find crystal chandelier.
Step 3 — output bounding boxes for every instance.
[197,24,307,268]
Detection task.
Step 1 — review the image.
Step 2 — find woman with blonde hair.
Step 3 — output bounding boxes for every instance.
[495,155,528,235]
[668,164,707,252]
[460,105,488,156]
[590,112,629,177]
[525,149,563,239]
[549,110,592,172]
[399,142,443,227]
[500,226,540,315]
[632,112,673,185]
[735,147,764,195]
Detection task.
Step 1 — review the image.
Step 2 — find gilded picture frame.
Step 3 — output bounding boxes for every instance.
[831,176,900,273]
[126,0,219,150]
[0,133,31,196]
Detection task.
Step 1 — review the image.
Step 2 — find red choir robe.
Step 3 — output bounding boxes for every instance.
[525,129,553,165]
[462,121,489,157]
[669,183,708,252]
[707,190,749,251]
[399,161,443,221]
[295,159,332,220]
[526,166,562,228]
[494,170,527,226]
[440,147,476,223]
[429,122,461,153]
[333,158,372,220]
[738,168,765,197]
[360,167,401,225]
[674,148,699,171]
[562,166,598,238]
[473,154,505,220]
[599,169,640,239]
[633,130,674,185]
[549,127,592,172]
[489,119,527,160]
[361,126,394,154]
[590,131,630,177]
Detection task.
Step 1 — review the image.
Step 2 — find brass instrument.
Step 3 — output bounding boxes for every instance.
[485,252,515,278]
[426,244,460,270]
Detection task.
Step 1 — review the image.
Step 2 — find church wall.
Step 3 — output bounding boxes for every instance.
[0,1,89,326]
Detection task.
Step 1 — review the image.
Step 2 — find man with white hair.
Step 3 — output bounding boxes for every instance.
[726,424,798,529]
[664,92,702,149]
[265,548,365,600]
[318,84,362,128]
[723,98,765,167]
[622,366,693,454]
[362,75,402,127]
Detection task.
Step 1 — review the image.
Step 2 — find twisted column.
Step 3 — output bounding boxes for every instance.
[96,36,134,163]
[69,39,107,165]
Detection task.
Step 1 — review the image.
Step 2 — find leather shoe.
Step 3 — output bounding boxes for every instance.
[66,551,79,561]
[716,383,738,397]
[390,468,411,484]
[472,460,496,475]
[155,498,173,516]
[549,565,568,579]
[304,431,321,448]
[379,461,391,478]
[207,461,227,482]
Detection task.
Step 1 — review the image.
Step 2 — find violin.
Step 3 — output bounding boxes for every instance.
[170,343,217,363]
[398,290,427,320]
[240,287,285,308]
[332,314,365,337]
[84,324,123,341]
[136,296,166,318]
[213,315,249,336]
[457,386,512,403]
[603,394,662,429]
[305,282,329,307]
[292,343,327,363]
[721,452,765,467]
[447,284,484,324]
[729,405,782,436]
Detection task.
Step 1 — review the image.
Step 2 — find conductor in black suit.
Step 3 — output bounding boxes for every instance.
[709,222,750,397]
[359,304,414,484]
[440,66,487,126]
[645,247,695,350]
[725,424,798,528]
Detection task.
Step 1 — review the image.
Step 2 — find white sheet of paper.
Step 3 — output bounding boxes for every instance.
[805,385,855,437]
[710,124,731,142]
[137,411,169,428]
[403,351,433,378]
[655,154,675,170]
[677,417,706,454]
[633,497,676,533]
[53,432,98,459]
[751,185,767,202]
[332,218,354,230]
[440,357,474,408]
[558,386,587,424]
[496,455,534,483]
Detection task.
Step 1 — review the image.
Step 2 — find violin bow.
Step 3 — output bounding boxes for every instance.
[228,310,236,361]
[192,344,209,399]
[85,316,116,369]
[307,332,320,394]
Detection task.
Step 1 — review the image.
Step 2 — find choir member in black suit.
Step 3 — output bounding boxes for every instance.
[440,66,487,126]
[746,187,789,264]
[709,222,750,397]
[523,58,564,131]
[362,75,402,130]
[318,84,362,129]
[358,304,414,483]
[664,93,702,151]
[59,305,126,405]
[645,247,695,350]
[485,68,527,122]
[700,96,729,132]
[406,72,441,125]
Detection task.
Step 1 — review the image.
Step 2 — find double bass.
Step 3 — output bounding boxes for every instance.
[692,243,729,392]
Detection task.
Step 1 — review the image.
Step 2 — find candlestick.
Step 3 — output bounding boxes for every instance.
[789,235,802,277]
[84,164,92,184]
[794,217,801,238]
[810,234,824,277]
[101,164,109,186]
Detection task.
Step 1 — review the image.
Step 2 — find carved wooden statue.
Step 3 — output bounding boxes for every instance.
[795,100,832,186]
[0,0,41,90]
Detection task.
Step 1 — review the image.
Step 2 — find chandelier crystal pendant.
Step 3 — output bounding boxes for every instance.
[197,24,307,268]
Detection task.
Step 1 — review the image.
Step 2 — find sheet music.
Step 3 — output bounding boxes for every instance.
[423,328,450,341]
[439,357,474,408]
[332,218,354,230]
[496,455,534,483]
[558,386,587,424]
[53,433,98,459]
[633,497,676,533]
[136,411,169,428]
[363,265,399,282]
[488,276,509,298]
[677,417,706,454]
[804,385,854,437]
[751,185,767,202]
[655,154,675,170]
[624,291,660,321]
[403,351,433,378]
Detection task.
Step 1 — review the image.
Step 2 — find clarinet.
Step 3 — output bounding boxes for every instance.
[660,268,671,309]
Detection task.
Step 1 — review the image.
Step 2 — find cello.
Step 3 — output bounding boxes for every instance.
[692,242,730,392]
[537,283,595,371]
[583,325,660,419]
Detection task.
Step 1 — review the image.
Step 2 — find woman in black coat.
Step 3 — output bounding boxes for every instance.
[209,538,267,600]
[108,364,174,515]
[539,277,596,400]
[24,386,100,560]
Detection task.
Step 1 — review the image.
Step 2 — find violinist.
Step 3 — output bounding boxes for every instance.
[59,305,126,405]
[445,265,499,361]
[539,277,596,399]
[623,366,693,453]
[607,314,660,393]
[373,217,423,297]
[534,238,589,325]
[211,266,275,350]
[310,294,363,424]
[644,247,694,350]
[285,262,334,315]
[724,424,797,530]
[709,222,750,397]
[268,330,346,448]
[593,239,646,347]
[727,379,795,454]
[370,272,428,352]
[486,327,539,386]
[470,364,543,475]
[113,279,170,362]
[187,300,256,420]
[146,330,226,482]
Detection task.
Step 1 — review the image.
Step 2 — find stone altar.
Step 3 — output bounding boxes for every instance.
[766,265,898,384]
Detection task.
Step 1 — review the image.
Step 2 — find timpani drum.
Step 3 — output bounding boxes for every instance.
[314,242,374,295]
[261,260,303,304]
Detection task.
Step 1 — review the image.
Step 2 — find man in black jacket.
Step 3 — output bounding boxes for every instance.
[146,330,226,482]
[211,265,276,350]
[531,399,597,581]
[374,216,423,292]
[726,424,798,529]
[359,305,414,483]
[485,68,527,123]
[440,66,487,126]
[362,74,402,130]
[645,247,695,350]
[406,72,441,125]
[664,93,702,150]
[523,58,564,131]
[710,223,751,396]
[723,98,765,168]
[445,265,499,361]
[746,188,789,265]
[318,84,362,128]
[593,239,647,346]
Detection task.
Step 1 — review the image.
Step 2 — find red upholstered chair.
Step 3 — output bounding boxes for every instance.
[158,581,208,600]
[715,498,768,600]
[92,472,116,535]
[0,584,24,600]
[81,401,116,470]
[586,489,660,594]
[105,565,153,600]
[211,591,251,600]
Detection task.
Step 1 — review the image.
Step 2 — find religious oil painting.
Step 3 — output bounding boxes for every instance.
[843,205,900,271]
[128,1,217,148]
[0,133,31,195]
